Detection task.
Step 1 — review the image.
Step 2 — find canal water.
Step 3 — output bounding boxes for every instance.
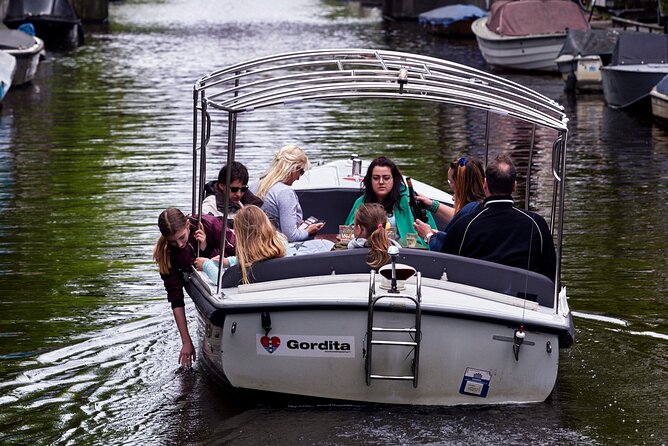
[0,1,666,444]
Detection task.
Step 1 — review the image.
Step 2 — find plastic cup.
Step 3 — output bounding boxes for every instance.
[405,232,418,248]
[386,227,397,241]
[339,224,354,242]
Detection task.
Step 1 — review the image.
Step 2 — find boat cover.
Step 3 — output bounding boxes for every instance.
[486,0,590,36]
[5,0,79,24]
[656,74,668,95]
[610,33,668,65]
[558,29,622,58]
[418,4,487,26]
[0,26,37,51]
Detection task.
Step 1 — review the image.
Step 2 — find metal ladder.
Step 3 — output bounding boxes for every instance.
[364,269,422,388]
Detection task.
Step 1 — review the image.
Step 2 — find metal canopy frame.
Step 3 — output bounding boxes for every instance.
[191,49,569,310]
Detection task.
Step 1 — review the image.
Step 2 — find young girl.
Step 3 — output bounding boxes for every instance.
[154,208,235,368]
[348,203,401,269]
[197,205,287,284]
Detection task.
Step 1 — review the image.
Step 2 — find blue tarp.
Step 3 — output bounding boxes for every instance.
[419,4,487,26]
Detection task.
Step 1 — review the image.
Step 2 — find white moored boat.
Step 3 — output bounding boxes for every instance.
[184,49,573,406]
[472,0,590,72]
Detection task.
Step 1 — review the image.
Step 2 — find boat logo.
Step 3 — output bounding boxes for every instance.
[256,334,355,358]
[260,335,281,353]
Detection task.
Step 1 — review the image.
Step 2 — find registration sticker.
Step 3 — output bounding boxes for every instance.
[459,367,491,397]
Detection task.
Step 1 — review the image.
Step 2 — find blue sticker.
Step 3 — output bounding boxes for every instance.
[459,367,491,397]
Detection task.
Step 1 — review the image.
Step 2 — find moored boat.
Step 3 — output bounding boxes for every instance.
[601,33,668,110]
[555,28,623,92]
[3,0,83,50]
[472,0,590,72]
[0,51,16,101]
[184,49,573,406]
[418,4,487,37]
[650,74,668,121]
[0,24,43,86]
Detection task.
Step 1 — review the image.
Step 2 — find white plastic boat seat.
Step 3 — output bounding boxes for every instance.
[295,188,362,234]
[221,248,555,308]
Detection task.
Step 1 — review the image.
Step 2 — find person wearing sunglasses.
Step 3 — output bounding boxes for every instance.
[202,161,263,224]
[413,155,485,251]
[345,156,437,248]
[250,144,323,242]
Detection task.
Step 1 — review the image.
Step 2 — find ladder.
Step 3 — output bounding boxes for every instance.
[364,270,422,388]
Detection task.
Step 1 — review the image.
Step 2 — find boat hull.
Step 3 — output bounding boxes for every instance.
[651,87,668,121]
[472,16,566,72]
[4,36,43,86]
[601,64,668,109]
[187,266,571,406]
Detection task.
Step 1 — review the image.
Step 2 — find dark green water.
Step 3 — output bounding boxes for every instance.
[0,1,666,444]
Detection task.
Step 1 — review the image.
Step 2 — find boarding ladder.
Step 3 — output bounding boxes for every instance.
[364,262,422,388]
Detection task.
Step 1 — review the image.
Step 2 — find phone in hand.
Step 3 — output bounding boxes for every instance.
[299,216,319,230]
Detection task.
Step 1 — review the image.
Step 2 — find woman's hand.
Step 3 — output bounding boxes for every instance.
[415,193,433,209]
[413,219,433,239]
[194,221,207,251]
[307,222,324,235]
[179,338,196,368]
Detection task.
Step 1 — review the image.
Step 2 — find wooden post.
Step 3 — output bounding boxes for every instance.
[71,0,109,23]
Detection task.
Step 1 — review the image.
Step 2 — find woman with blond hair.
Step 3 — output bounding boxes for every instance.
[250,144,323,242]
[154,208,235,367]
[348,203,401,269]
[197,205,287,284]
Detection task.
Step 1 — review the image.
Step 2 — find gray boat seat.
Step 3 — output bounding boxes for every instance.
[295,188,362,234]
[220,248,555,308]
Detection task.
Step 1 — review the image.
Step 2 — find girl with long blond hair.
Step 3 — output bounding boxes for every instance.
[154,208,235,367]
[348,203,401,269]
[197,205,287,285]
[249,144,323,242]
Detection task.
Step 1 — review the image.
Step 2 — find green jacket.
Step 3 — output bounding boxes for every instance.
[345,184,437,248]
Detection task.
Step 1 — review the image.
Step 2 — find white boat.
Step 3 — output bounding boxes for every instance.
[555,29,622,92]
[0,51,17,102]
[0,24,44,86]
[650,74,668,121]
[184,49,573,406]
[472,0,590,72]
[601,33,668,110]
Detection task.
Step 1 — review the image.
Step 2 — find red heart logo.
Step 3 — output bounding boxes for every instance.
[260,335,281,353]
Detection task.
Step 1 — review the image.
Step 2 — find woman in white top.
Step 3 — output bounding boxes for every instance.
[250,144,323,242]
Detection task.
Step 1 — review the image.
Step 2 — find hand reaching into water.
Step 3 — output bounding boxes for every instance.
[179,338,196,368]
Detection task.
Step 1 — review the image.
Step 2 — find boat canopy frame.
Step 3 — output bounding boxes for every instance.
[190,49,569,304]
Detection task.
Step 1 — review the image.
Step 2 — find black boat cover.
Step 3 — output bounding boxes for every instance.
[558,29,623,58]
[611,33,668,65]
[657,74,668,95]
[0,26,37,51]
[5,0,79,25]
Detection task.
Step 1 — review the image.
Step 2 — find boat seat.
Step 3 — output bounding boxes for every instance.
[220,248,556,308]
[295,188,362,234]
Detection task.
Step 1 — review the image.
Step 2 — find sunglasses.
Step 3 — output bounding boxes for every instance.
[229,186,249,193]
[450,157,467,169]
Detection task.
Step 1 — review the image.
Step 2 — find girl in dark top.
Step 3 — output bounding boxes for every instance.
[153,208,235,367]
[414,156,485,251]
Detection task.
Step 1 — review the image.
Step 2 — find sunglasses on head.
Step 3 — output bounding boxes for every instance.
[450,157,467,169]
[229,186,249,193]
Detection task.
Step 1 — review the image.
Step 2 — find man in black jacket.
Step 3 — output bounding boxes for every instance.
[441,154,557,281]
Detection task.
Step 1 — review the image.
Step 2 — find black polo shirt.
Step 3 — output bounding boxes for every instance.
[441,195,557,281]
